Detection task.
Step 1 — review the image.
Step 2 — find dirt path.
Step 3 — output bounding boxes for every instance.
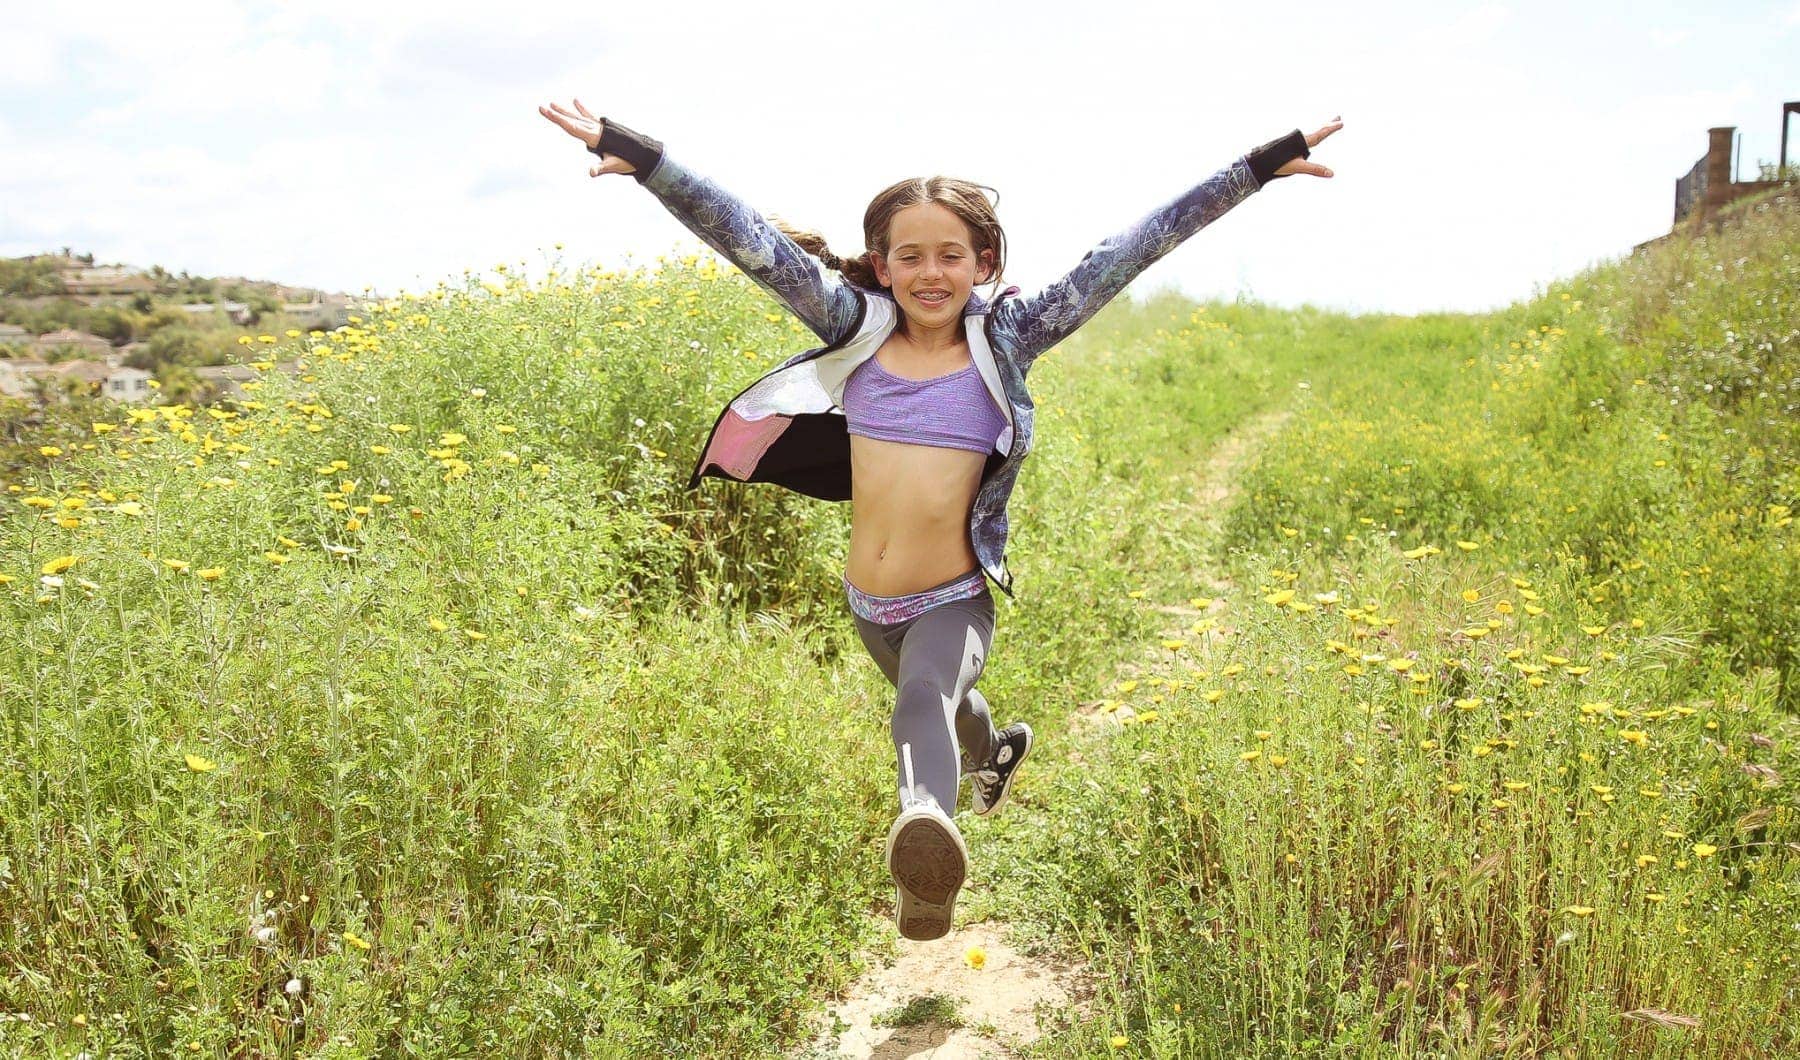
[797,409,1291,1059]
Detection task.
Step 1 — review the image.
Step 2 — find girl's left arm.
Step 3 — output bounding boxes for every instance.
[997,125,1331,370]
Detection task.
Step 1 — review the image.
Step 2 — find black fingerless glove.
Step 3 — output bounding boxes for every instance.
[588,118,664,185]
[1246,129,1310,186]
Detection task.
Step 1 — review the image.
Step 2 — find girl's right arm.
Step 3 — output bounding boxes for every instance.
[638,153,863,345]
[539,101,860,345]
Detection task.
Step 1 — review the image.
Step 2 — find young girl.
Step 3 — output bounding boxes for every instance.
[539,100,1340,941]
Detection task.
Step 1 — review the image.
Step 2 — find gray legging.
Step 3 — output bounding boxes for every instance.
[853,588,999,815]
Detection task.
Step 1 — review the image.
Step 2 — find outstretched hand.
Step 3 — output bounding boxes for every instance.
[1276,116,1344,178]
[537,98,638,178]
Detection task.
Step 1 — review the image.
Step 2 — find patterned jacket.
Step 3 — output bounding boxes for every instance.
[632,132,1306,598]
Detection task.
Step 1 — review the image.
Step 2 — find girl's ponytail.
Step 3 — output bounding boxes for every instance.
[772,218,881,289]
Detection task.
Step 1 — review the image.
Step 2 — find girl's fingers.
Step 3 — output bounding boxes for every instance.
[549,101,595,130]
[539,104,579,132]
[540,102,601,149]
[573,98,597,120]
[589,153,637,178]
[1306,119,1345,148]
[1274,158,1335,179]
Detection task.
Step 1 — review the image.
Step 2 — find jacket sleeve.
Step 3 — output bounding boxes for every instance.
[638,153,863,345]
[993,131,1308,370]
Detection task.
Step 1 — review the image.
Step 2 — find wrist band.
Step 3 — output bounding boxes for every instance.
[588,117,665,184]
[1247,129,1310,185]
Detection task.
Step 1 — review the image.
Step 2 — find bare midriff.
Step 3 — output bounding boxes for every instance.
[843,335,994,597]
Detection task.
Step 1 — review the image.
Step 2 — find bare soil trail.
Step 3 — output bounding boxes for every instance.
[798,409,1292,1059]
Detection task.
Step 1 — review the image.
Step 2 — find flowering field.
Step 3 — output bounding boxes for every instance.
[1,195,1795,1056]
[983,195,1799,1056]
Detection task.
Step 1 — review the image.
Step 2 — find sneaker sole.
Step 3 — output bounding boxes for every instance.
[886,811,968,941]
[974,722,1034,818]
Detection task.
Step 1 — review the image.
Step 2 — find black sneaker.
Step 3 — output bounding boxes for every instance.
[969,722,1033,817]
[886,793,967,942]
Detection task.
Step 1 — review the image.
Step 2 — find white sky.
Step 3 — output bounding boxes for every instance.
[2,0,1796,315]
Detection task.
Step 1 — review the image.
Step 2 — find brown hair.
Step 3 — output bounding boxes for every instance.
[773,176,1007,294]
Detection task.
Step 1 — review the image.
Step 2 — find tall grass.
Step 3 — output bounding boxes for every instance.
[983,197,1798,1056]
[0,257,1328,1054]
[2,190,1795,1055]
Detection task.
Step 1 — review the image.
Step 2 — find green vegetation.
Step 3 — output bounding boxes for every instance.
[0,251,346,375]
[0,191,1794,1056]
[870,993,965,1029]
[983,193,1798,1056]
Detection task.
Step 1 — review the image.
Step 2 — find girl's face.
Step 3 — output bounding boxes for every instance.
[870,201,995,329]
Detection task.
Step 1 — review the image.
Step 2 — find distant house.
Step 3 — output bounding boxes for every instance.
[194,363,261,401]
[282,293,352,330]
[195,360,302,401]
[50,359,114,387]
[35,328,115,356]
[99,364,153,402]
[0,357,153,403]
[180,301,255,325]
[0,358,48,399]
[60,264,157,296]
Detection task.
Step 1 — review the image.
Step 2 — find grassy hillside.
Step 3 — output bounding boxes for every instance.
[984,193,1799,1056]
[0,189,1794,1056]
[0,255,1325,1055]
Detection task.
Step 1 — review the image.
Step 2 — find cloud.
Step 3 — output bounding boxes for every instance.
[380,25,597,99]
[0,28,60,89]
[4,0,1793,314]
[468,169,554,200]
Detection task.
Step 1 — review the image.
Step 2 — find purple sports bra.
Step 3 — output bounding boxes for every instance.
[842,354,1007,455]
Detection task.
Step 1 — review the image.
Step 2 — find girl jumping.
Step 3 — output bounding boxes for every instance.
[539,100,1340,941]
